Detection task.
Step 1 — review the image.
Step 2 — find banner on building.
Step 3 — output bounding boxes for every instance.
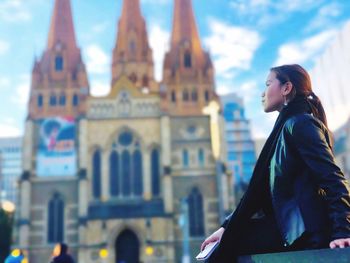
[36,117,77,176]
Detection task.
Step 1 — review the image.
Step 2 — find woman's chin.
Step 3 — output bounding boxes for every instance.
[262,106,269,112]
[263,106,274,113]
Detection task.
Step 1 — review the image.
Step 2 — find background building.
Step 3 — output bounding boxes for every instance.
[334,117,350,182]
[221,94,256,205]
[15,0,233,262]
[310,20,350,185]
[310,20,350,132]
[0,137,22,206]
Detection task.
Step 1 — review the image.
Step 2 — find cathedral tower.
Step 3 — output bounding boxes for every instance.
[162,0,218,116]
[28,0,89,119]
[111,0,157,92]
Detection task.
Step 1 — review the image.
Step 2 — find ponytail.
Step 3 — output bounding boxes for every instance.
[307,92,328,128]
[307,91,334,148]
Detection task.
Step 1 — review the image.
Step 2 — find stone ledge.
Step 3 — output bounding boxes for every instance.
[238,247,350,263]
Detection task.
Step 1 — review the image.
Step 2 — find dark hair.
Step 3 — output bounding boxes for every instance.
[44,119,61,136]
[270,64,329,130]
[59,243,68,255]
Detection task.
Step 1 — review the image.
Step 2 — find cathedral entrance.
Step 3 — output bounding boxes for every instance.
[115,229,140,263]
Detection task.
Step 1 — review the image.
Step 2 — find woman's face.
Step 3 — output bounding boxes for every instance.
[262,71,285,113]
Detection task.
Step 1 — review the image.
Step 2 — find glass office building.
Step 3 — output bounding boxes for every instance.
[0,137,22,205]
[221,94,256,204]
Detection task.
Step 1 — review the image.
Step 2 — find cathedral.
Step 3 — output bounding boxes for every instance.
[15,0,233,262]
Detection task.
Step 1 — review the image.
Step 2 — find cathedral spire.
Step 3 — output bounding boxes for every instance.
[170,0,203,63]
[47,0,77,51]
[162,0,217,116]
[120,0,143,28]
[111,0,157,91]
[28,0,89,120]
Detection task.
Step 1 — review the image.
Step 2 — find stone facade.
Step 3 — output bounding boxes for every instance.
[15,0,232,262]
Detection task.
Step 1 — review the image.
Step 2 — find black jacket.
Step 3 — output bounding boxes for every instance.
[221,113,350,247]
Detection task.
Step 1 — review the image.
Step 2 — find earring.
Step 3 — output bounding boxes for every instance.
[283,96,288,106]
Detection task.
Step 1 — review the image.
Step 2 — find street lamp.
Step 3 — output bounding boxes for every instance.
[99,248,108,259]
[145,245,154,256]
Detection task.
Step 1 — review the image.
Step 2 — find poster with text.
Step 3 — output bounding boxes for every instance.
[36,116,77,176]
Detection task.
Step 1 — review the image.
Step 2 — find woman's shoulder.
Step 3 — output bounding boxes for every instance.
[283,113,327,136]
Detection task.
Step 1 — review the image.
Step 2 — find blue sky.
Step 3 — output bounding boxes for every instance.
[0,0,350,139]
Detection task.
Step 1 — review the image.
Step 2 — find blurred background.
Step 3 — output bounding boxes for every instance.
[0,0,350,262]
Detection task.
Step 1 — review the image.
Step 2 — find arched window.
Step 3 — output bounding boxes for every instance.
[183,89,189,102]
[92,150,101,198]
[48,193,64,243]
[171,91,176,102]
[111,131,144,198]
[110,151,120,196]
[129,41,136,53]
[184,52,192,68]
[37,94,43,108]
[191,89,198,102]
[129,73,137,83]
[183,149,189,168]
[142,75,149,87]
[198,149,205,167]
[59,93,66,106]
[205,90,210,102]
[55,56,63,71]
[133,150,143,196]
[188,187,205,237]
[72,94,79,107]
[151,148,160,196]
[122,150,131,196]
[50,94,57,106]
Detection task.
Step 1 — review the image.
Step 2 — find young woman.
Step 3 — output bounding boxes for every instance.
[200,64,350,262]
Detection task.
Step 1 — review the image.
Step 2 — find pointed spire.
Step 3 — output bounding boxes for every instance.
[111,0,156,90]
[119,0,143,30]
[28,0,89,120]
[47,0,77,50]
[113,0,151,61]
[170,0,204,63]
[161,0,217,116]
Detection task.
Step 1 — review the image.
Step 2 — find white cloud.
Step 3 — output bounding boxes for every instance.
[229,0,325,27]
[216,83,233,95]
[0,123,22,138]
[240,81,260,104]
[230,0,324,14]
[0,0,32,23]
[217,81,259,105]
[0,77,10,89]
[11,74,30,107]
[0,40,10,56]
[149,25,170,82]
[85,44,110,75]
[3,117,16,125]
[90,79,110,97]
[274,29,337,66]
[203,18,262,75]
[91,21,110,34]
[305,3,342,32]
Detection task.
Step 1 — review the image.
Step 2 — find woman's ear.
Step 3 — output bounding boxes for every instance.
[282,81,293,96]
